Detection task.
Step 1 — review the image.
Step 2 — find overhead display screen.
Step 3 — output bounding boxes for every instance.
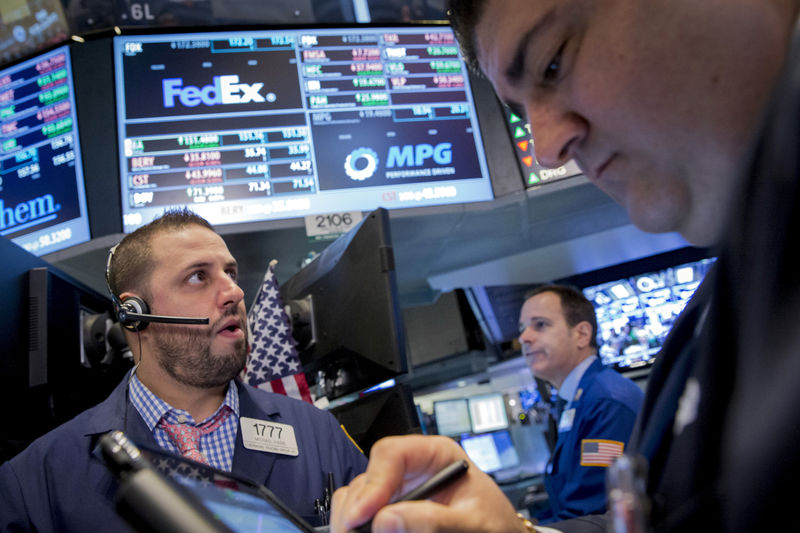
[0,45,91,255]
[113,27,494,232]
[582,258,715,370]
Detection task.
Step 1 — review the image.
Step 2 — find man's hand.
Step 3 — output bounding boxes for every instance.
[331,435,528,533]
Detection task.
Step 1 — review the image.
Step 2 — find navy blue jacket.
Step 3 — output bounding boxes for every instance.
[539,358,643,523]
[0,378,367,532]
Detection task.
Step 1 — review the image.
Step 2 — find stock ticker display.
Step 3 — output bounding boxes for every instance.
[502,107,582,188]
[0,45,91,255]
[114,28,494,232]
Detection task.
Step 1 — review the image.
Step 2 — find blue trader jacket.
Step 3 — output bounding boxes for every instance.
[0,378,367,532]
[539,358,644,523]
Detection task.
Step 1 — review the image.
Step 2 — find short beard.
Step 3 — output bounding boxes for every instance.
[150,309,247,389]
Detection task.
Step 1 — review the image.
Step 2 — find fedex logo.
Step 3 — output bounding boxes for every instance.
[162,75,271,108]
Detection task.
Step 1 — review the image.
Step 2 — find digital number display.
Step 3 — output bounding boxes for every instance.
[0,46,91,255]
[114,27,494,232]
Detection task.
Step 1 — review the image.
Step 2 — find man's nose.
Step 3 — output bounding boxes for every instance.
[526,99,586,169]
[218,275,244,308]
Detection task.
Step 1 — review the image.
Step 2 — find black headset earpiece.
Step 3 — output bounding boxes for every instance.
[118,295,151,332]
[106,243,149,331]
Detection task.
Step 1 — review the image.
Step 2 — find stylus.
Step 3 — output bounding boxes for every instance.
[348,459,469,533]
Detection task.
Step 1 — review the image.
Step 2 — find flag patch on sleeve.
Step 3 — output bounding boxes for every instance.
[580,439,624,466]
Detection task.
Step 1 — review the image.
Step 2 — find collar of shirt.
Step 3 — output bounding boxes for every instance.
[128,370,240,471]
[558,354,597,406]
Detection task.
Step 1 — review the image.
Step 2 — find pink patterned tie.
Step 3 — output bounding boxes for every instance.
[158,406,232,465]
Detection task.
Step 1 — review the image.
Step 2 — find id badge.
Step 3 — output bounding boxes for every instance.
[558,408,576,432]
[240,417,299,456]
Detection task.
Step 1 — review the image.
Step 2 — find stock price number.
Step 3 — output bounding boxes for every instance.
[290,160,312,173]
[248,180,271,193]
[292,177,314,190]
[38,227,72,248]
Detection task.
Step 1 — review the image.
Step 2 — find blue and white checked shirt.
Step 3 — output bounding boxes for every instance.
[128,371,239,471]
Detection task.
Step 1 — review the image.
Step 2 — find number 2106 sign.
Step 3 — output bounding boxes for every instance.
[304,211,363,241]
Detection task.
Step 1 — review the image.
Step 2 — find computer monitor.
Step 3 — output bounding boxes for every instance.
[0,44,92,255]
[329,383,421,456]
[112,25,494,232]
[0,261,132,461]
[460,429,520,474]
[279,207,406,399]
[433,398,472,437]
[582,257,715,370]
[468,393,509,434]
[27,266,131,408]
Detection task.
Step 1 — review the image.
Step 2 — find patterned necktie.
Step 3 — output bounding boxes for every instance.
[158,405,232,465]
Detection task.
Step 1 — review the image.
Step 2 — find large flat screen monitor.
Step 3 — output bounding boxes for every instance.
[113,25,494,232]
[0,44,91,255]
[582,258,715,370]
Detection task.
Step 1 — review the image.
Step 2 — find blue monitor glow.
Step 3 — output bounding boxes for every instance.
[468,393,509,434]
[460,429,520,474]
[0,45,91,255]
[433,397,472,437]
[582,258,715,370]
[113,26,495,232]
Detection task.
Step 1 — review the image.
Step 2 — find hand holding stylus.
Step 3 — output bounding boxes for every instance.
[331,435,529,533]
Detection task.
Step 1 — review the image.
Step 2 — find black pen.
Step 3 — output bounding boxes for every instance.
[348,459,469,533]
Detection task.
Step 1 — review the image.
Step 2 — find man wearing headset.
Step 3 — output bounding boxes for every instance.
[0,208,366,532]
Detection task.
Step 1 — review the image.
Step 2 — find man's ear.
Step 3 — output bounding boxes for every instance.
[573,321,593,349]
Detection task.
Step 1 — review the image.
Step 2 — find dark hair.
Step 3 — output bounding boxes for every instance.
[447,0,488,73]
[525,284,599,348]
[108,208,214,300]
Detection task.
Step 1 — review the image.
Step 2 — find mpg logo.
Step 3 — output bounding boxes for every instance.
[162,75,276,108]
[344,147,379,181]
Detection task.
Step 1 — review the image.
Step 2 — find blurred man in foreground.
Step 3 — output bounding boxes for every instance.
[332,0,800,531]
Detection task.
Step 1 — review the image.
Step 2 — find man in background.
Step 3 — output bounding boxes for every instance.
[331,0,800,531]
[0,209,366,532]
[519,285,642,522]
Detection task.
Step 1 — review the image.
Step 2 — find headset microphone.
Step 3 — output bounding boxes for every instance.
[117,296,209,330]
[106,245,210,332]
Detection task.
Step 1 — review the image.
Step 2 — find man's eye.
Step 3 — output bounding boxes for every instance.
[543,42,566,82]
[188,271,205,283]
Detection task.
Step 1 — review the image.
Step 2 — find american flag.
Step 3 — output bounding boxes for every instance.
[242,261,312,404]
[580,439,624,467]
[148,452,242,491]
